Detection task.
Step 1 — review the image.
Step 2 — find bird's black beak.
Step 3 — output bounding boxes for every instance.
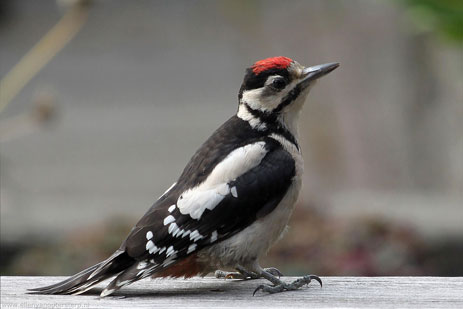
[299,62,339,89]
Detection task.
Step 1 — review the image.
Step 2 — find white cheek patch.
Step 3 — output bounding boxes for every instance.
[242,88,266,111]
[177,142,268,220]
[241,80,300,113]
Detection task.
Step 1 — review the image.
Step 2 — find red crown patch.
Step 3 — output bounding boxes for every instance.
[252,56,293,75]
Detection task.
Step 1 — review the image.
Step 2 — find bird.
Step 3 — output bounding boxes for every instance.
[29,56,339,297]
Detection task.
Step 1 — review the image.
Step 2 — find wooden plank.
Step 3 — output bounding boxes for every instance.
[1,276,462,308]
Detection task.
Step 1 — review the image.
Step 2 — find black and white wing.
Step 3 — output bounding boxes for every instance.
[114,117,296,285]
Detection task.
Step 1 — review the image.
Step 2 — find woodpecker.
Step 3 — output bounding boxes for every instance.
[30,57,339,296]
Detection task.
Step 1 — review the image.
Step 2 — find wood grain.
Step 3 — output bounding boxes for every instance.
[1,276,462,308]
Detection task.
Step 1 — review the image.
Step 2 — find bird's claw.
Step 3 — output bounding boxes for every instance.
[307,274,323,287]
[216,267,278,280]
[253,274,322,296]
[263,267,283,278]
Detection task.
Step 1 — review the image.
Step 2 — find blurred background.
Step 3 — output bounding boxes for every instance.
[1,0,462,277]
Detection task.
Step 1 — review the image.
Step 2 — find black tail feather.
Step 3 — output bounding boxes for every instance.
[28,250,135,295]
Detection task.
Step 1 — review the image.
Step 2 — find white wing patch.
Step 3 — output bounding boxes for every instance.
[207,141,268,184]
[177,183,229,220]
[177,141,268,219]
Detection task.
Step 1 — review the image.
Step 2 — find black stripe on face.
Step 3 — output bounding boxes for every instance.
[273,82,303,114]
[240,72,304,120]
[238,67,292,101]
[243,104,299,151]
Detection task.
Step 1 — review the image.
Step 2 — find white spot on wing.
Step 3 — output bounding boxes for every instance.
[168,222,180,236]
[177,141,268,219]
[137,261,147,269]
[146,240,159,254]
[190,230,204,242]
[162,255,177,267]
[146,231,153,240]
[187,243,197,254]
[231,186,238,198]
[210,230,218,243]
[166,245,177,257]
[180,229,191,238]
[163,215,175,226]
[168,204,176,213]
[146,240,154,251]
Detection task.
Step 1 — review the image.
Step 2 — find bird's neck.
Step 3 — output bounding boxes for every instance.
[237,102,301,139]
[277,109,301,139]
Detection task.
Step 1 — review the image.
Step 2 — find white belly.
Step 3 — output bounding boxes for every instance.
[198,148,304,270]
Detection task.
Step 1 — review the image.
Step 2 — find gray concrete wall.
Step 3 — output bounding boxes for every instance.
[1,0,462,242]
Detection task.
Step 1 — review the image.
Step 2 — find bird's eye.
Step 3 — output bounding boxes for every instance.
[270,78,286,90]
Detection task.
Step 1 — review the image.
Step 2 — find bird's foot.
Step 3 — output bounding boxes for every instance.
[253,272,322,295]
[262,267,283,278]
[215,267,282,280]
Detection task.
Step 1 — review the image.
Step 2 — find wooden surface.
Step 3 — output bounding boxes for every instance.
[1,276,462,308]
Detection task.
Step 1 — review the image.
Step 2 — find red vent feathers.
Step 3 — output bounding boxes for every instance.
[252,56,293,74]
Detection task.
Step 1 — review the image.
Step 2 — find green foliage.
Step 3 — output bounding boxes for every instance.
[402,0,463,41]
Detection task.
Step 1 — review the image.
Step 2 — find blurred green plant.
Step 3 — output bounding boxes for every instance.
[402,0,463,41]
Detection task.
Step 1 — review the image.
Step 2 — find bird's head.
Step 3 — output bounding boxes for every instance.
[237,56,339,134]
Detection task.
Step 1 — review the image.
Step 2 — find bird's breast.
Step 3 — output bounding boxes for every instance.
[197,164,303,271]
[196,132,303,270]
